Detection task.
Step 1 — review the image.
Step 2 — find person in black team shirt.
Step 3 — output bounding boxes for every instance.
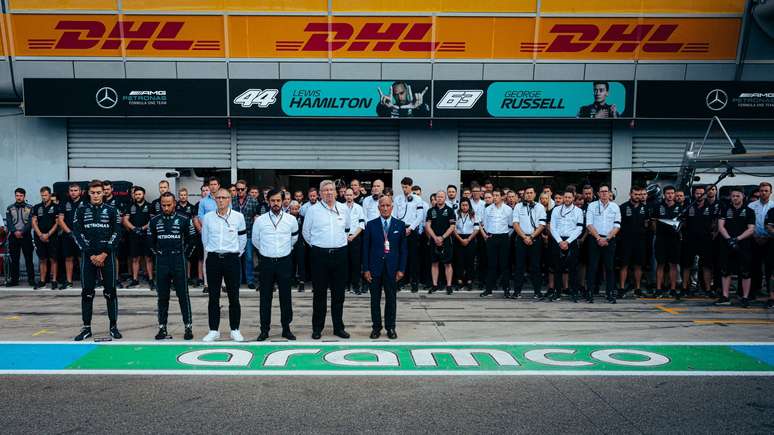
[176,187,198,285]
[5,188,34,288]
[123,186,155,290]
[150,180,170,218]
[715,187,756,307]
[766,208,774,308]
[680,185,720,297]
[653,185,683,299]
[32,186,59,289]
[425,191,456,294]
[57,183,83,289]
[617,185,649,297]
[72,181,122,341]
[102,180,124,289]
[149,192,196,340]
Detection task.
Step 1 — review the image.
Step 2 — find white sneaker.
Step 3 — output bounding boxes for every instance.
[202,330,220,342]
[230,329,245,342]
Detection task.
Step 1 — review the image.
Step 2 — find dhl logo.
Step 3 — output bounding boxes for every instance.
[522,24,709,54]
[26,20,220,51]
[275,22,465,53]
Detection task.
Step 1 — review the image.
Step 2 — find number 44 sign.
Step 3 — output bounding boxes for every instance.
[233,88,279,108]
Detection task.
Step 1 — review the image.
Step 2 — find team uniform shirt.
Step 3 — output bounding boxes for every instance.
[720,205,756,238]
[201,209,247,254]
[749,199,773,238]
[393,193,424,231]
[455,212,480,235]
[619,201,649,239]
[148,212,197,256]
[345,202,366,236]
[361,195,381,223]
[416,198,430,234]
[483,203,513,235]
[513,202,547,235]
[150,198,163,218]
[585,200,622,237]
[302,201,351,249]
[469,199,487,222]
[32,202,58,235]
[58,198,83,233]
[175,201,195,219]
[765,208,774,233]
[127,201,151,230]
[654,201,683,239]
[196,195,216,221]
[104,196,124,216]
[252,211,299,258]
[550,205,584,244]
[426,205,456,237]
[684,201,719,238]
[256,201,270,217]
[299,200,318,217]
[445,198,460,212]
[72,203,122,256]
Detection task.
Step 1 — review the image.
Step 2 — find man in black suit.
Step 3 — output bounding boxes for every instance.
[362,196,408,339]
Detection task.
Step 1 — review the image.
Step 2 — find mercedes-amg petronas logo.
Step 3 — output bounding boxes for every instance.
[705,89,728,111]
[96,87,118,109]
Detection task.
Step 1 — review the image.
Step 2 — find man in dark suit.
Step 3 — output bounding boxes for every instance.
[362,196,407,339]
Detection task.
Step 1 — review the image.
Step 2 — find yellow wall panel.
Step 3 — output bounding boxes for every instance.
[123,0,326,12]
[332,0,537,13]
[540,0,745,14]
[8,0,117,10]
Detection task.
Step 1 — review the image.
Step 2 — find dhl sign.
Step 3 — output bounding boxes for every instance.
[9,15,740,61]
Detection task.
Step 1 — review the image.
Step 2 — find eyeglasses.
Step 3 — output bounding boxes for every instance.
[215,196,230,200]
[236,187,246,191]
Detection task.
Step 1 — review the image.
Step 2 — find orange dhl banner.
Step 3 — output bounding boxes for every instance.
[11,14,740,60]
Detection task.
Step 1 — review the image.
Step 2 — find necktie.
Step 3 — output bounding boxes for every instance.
[383,219,389,234]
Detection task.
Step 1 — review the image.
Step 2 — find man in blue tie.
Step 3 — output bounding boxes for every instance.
[362,196,407,339]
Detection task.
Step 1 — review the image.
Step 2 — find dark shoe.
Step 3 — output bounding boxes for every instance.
[109,326,122,339]
[155,327,168,340]
[333,329,350,339]
[202,286,209,294]
[298,283,305,292]
[510,291,522,299]
[74,327,92,341]
[411,283,419,293]
[312,331,322,340]
[5,281,19,287]
[50,281,58,290]
[257,331,269,341]
[607,297,617,304]
[149,280,156,292]
[740,297,749,308]
[95,279,103,289]
[386,329,397,340]
[369,329,381,339]
[184,326,193,340]
[127,279,140,289]
[196,279,204,287]
[33,281,44,289]
[714,296,730,305]
[446,286,453,295]
[429,285,438,294]
[479,290,492,297]
[587,296,594,304]
[247,282,256,290]
[533,291,544,300]
[281,329,296,341]
[503,290,511,298]
[767,299,774,308]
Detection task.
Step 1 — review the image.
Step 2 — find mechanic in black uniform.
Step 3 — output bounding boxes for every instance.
[425,191,456,294]
[765,207,774,308]
[123,186,155,290]
[32,186,60,289]
[680,185,719,297]
[150,180,170,218]
[715,187,756,307]
[617,185,649,297]
[653,185,683,298]
[5,188,34,287]
[149,192,196,340]
[175,187,198,285]
[57,183,83,289]
[73,181,122,341]
[101,180,125,289]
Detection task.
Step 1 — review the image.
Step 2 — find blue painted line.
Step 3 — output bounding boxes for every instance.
[0,344,96,370]
[731,345,774,368]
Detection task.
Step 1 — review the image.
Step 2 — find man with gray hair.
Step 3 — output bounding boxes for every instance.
[302,179,352,340]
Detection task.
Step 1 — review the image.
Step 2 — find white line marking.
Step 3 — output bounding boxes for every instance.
[0,370,773,377]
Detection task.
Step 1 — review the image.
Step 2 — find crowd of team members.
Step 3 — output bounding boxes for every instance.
[3,177,773,315]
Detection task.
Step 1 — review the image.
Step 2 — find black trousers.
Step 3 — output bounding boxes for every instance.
[553,239,579,293]
[80,252,118,326]
[370,262,397,330]
[347,235,362,290]
[405,231,419,286]
[587,238,617,298]
[206,252,241,331]
[155,253,192,327]
[476,232,488,285]
[486,234,510,291]
[311,246,347,332]
[292,240,305,282]
[419,233,432,285]
[751,239,772,293]
[454,236,476,284]
[514,238,542,293]
[259,255,293,332]
[9,234,34,284]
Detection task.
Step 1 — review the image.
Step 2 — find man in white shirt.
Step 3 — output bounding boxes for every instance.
[585,183,621,304]
[469,183,487,287]
[512,187,547,299]
[252,189,299,342]
[480,189,513,297]
[549,188,585,302]
[201,188,247,342]
[446,184,460,212]
[302,179,352,340]
[361,179,384,223]
[393,177,424,292]
[344,188,366,294]
[749,182,772,296]
[299,187,318,217]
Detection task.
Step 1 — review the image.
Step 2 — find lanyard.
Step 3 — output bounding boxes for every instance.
[217,209,232,229]
[560,205,574,218]
[269,211,284,230]
[322,202,340,216]
[459,213,469,231]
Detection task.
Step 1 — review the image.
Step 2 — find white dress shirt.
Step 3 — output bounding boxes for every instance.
[513,202,547,234]
[550,204,584,244]
[586,200,622,237]
[455,212,480,235]
[201,209,247,254]
[346,202,366,236]
[362,195,381,223]
[483,203,513,235]
[393,193,424,231]
[417,198,429,234]
[252,210,299,258]
[469,198,486,220]
[299,200,318,217]
[445,198,460,212]
[302,201,351,248]
[749,198,773,238]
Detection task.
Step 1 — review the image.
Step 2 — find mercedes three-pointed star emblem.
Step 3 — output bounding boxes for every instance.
[95,87,118,109]
[705,89,728,111]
